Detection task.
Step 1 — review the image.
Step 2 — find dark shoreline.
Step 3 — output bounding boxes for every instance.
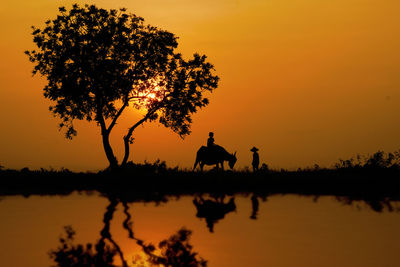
[1,166,399,207]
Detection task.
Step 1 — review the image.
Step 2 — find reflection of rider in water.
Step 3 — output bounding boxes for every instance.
[207,132,215,147]
[193,196,236,233]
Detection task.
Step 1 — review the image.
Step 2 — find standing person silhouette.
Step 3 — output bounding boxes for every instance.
[251,147,259,172]
[207,132,215,147]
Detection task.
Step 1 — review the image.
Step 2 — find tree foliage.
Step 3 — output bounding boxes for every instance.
[26,4,218,168]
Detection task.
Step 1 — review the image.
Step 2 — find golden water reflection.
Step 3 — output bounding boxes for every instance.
[0,193,400,266]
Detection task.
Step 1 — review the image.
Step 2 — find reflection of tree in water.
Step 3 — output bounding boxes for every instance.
[50,197,207,267]
[193,195,236,233]
[48,192,400,266]
[49,226,117,267]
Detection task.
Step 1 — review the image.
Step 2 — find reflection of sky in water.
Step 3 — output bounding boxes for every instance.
[1,193,400,267]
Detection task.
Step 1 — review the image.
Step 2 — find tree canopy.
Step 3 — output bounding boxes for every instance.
[26,4,219,169]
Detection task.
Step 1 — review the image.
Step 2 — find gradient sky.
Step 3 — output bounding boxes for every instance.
[1,0,400,171]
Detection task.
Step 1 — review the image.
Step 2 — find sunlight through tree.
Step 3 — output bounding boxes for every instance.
[26,4,219,169]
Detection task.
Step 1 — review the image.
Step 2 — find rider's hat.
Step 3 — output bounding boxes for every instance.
[250,147,259,152]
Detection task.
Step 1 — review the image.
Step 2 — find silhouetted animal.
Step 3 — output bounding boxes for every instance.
[193,145,237,171]
[193,196,236,232]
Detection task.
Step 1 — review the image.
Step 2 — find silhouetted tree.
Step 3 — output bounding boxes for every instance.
[26,4,219,169]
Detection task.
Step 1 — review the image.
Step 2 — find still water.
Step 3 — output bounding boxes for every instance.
[0,193,399,267]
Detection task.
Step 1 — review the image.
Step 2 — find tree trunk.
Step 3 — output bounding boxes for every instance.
[120,113,153,167]
[121,131,134,167]
[96,104,119,170]
[101,130,119,170]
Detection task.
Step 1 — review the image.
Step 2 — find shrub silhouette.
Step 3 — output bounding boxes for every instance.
[335,150,400,169]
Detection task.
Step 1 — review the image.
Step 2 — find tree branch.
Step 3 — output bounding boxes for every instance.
[97,110,108,134]
[94,96,107,131]
[126,109,156,138]
[127,95,148,100]
[123,102,163,147]
[107,101,128,134]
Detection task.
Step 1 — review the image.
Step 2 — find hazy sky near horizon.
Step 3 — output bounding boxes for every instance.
[1,0,400,171]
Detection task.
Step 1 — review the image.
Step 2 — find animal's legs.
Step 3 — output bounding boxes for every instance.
[193,159,199,171]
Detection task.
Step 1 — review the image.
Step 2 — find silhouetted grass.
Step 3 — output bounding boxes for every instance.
[1,151,399,207]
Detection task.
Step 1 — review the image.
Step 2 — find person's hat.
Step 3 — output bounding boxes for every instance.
[250,147,259,152]
[209,132,214,136]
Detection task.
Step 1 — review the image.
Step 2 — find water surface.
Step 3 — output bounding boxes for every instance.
[0,193,399,266]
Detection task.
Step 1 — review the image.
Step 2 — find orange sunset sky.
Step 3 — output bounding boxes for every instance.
[1,0,400,171]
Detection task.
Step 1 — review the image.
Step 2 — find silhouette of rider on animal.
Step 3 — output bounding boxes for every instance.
[194,131,237,171]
